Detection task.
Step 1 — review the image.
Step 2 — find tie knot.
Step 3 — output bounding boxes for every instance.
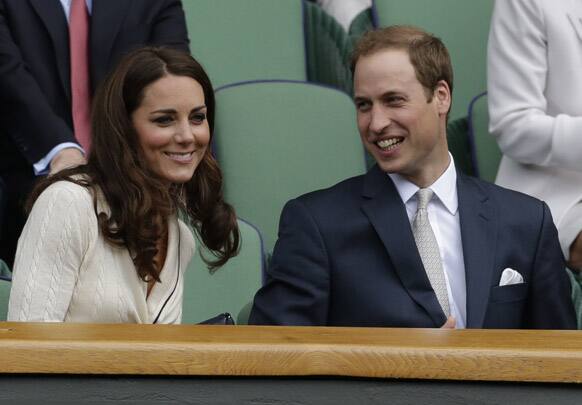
[416,188,433,210]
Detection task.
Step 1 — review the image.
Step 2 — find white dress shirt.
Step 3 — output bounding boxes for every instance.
[388,155,467,328]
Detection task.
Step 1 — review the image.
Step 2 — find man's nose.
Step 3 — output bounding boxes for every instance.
[369,106,391,135]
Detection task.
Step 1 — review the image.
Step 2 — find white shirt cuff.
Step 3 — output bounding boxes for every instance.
[33,143,85,176]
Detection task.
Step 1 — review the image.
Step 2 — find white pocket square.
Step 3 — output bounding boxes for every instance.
[499,268,524,286]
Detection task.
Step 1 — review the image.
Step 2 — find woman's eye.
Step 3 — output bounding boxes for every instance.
[153,116,173,125]
[191,113,206,124]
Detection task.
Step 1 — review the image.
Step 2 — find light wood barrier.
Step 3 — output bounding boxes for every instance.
[1,322,581,383]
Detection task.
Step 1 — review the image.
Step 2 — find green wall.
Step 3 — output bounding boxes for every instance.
[183,0,306,88]
[374,0,494,120]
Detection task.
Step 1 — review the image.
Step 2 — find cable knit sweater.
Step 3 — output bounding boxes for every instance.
[7,180,195,323]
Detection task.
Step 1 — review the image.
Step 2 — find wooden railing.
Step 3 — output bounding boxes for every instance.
[1,322,581,383]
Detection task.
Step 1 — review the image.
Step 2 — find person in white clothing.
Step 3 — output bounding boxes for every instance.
[316,0,372,31]
[7,47,240,323]
[488,0,582,273]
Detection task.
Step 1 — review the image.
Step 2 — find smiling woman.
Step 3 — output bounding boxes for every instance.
[131,74,210,185]
[7,48,240,323]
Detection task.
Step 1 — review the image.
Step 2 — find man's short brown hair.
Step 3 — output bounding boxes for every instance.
[351,25,453,101]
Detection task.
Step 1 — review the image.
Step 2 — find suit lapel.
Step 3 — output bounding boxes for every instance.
[29,0,70,99]
[360,166,447,327]
[90,0,132,89]
[457,173,496,328]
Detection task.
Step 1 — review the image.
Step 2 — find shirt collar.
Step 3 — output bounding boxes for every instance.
[387,153,458,215]
[59,0,93,21]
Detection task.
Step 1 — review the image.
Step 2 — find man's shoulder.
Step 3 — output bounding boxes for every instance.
[295,172,367,207]
[461,173,548,218]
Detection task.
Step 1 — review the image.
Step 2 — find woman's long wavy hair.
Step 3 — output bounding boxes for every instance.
[28,47,240,281]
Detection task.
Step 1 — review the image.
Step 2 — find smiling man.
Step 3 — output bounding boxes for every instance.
[249,26,576,329]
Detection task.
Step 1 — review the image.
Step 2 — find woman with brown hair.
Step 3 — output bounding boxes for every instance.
[7,47,239,323]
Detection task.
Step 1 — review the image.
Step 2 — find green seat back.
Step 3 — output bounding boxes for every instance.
[304,1,354,94]
[0,259,10,277]
[182,219,263,325]
[373,0,494,121]
[184,0,307,87]
[0,275,10,321]
[468,92,502,183]
[214,81,367,255]
[349,8,374,41]
[446,117,474,176]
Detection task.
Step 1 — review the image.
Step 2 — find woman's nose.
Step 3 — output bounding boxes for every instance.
[175,119,195,143]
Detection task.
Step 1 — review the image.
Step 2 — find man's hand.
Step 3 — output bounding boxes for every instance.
[567,230,582,272]
[440,316,456,329]
[49,148,86,175]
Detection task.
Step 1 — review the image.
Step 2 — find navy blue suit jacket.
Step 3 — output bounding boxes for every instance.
[0,0,189,171]
[250,166,576,329]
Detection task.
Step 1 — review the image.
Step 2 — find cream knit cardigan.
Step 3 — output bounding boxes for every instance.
[8,181,195,323]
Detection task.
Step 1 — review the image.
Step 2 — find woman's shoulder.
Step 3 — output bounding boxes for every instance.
[23,178,99,242]
[34,178,96,217]
[40,178,93,201]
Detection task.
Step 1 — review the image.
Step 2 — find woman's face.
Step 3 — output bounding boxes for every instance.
[131,74,210,185]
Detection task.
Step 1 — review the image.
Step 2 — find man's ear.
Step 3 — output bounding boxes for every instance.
[434,80,451,115]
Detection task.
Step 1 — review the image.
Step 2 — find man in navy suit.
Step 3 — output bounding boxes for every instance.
[249,26,576,329]
[0,0,189,266]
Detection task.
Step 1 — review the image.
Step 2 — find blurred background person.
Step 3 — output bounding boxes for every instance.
[7,47,239,323]
[315,0,372,31]
[0,0,189,268]
[488,0,582,321]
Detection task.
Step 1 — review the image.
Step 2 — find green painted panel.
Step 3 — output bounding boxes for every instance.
[214,82,367,254]
[374,0,494,120]
[183,219,263,325]
[0,280,10,321]
[184,0,307,87]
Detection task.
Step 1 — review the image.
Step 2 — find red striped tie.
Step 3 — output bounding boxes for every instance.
[69,0,91,152]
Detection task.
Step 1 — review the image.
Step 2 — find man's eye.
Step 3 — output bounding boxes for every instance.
[355,101,371,111]
[386,96,405,105]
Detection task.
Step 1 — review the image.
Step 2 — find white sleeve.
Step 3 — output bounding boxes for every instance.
[487,0,582,172]
[7,181,95,321]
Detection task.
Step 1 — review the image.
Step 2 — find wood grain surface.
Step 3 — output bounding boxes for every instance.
[1,322,581,383]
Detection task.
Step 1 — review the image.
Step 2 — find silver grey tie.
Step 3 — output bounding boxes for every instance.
[412,188,450,316]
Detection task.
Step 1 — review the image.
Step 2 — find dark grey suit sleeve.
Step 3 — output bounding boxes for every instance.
[249,199,330,326]
[0,0,75,163]
[527,202,577,329]
[148,0,190,52]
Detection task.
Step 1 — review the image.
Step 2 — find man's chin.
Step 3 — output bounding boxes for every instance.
[374,159,402,174]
